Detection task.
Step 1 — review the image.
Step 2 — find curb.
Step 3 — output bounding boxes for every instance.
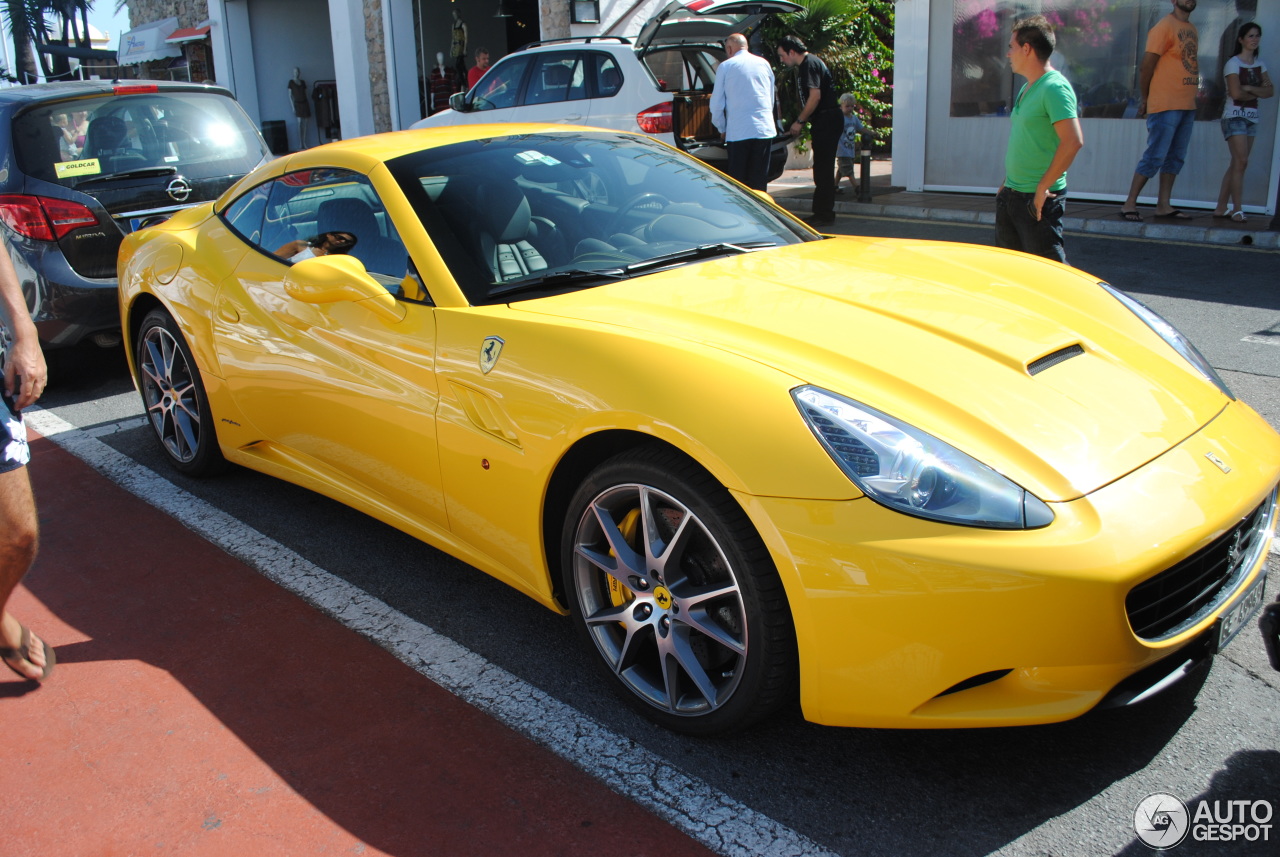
[773,196,1280,249]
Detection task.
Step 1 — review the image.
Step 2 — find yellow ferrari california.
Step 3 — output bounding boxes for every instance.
[119,125,1279,735]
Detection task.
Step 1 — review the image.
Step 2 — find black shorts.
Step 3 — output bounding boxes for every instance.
[1,385,30,474]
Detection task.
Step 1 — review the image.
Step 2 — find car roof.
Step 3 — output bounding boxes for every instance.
[0,80,234,106]
[218,123,640,204]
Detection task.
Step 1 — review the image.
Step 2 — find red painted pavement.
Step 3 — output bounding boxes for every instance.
[0,433,720,857]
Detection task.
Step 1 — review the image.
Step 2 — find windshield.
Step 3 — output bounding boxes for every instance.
[11,91,268,188]
[386,131,812,305]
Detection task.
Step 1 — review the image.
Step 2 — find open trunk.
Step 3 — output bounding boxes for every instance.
[670,90,790,184]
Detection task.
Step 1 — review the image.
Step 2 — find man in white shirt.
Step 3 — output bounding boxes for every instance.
[710,34,777,190]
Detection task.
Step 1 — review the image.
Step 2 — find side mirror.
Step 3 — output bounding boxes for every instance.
[284,254,406,323]
[449,91,468,112]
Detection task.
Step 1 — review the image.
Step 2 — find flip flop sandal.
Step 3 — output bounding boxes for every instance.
[1231,211,1247,223]
[1118,210,1142,222]
[1153,209,1193,220]
[0,624,55,682]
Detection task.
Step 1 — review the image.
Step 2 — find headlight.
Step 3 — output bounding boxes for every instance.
[793,386,1054,529]
[1100,282,1233,399]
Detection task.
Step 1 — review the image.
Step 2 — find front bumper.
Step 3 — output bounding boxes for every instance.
[739,399,1280,728]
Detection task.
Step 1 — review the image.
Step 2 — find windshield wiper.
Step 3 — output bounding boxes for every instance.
[489,267,630,299]
[76,166,178,186]
[623,242,776,275]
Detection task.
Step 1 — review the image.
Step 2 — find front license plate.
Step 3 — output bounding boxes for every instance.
[1214,574,1267,653]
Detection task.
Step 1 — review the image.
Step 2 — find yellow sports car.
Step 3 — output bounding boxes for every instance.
[118,124,1279,735]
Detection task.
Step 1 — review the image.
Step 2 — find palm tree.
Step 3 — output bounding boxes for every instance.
[3,0,45,83]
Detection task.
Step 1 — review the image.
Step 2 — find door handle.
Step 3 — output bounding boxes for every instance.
[216,301,240,323]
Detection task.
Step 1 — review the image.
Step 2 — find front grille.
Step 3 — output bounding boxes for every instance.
[1126,488,1277,640]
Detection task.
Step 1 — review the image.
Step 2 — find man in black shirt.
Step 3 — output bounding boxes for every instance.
[778,35,842,227]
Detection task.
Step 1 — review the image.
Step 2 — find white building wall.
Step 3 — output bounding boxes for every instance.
[896,0,1279,215]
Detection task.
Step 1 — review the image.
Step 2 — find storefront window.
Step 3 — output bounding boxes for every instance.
[950,0,1257,120]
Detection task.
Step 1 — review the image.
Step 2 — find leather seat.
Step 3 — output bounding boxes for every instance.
[477,181,566,282]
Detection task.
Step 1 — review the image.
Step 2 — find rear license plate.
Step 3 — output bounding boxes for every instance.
[1214,574,1267,653]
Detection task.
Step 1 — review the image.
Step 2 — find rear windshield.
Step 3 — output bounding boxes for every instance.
[11,91,269,188]
[643,47,721,92]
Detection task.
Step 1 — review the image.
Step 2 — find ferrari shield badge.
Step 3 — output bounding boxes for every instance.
[479,336,505,374]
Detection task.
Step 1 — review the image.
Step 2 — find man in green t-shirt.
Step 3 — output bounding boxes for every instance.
[996,15,1084,264]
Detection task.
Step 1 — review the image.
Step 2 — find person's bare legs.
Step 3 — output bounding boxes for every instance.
[1121,172,1149,215]
[1214,134,1253,216]
[1153,172,1178,216]
[0,466,46,680]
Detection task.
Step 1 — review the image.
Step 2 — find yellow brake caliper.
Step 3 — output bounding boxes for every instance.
[607,508,642,609]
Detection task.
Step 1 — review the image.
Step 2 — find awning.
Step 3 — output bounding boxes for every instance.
[117,17,182,65]
[165,25,210,45]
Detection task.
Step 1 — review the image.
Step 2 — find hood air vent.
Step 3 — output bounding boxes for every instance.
[1028,344,1084,376]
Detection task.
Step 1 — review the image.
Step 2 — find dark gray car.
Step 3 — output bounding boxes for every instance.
[0,80,269,358]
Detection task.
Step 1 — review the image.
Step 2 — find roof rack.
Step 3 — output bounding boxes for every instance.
[519,36,632,51]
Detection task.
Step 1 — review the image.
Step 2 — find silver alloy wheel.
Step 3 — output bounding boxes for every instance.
[571,482,748,717]
[139,323,202,464]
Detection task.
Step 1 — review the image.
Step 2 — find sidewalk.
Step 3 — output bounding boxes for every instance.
[0,431,719,857]
[768,159,1280,249]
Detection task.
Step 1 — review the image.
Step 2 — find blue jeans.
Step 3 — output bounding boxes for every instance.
[994,186,1067,264]
[1136,109,1195,177]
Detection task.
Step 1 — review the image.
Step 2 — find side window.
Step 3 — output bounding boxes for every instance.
[252,168,409,283]
[221,182,271,245]
[525,53,585,105]
[471,54,533,111]
[591,53,623,98]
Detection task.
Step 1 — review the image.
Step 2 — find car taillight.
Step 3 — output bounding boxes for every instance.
[0,194,98,241]
[637,102,672,134]
[114,83,159,94]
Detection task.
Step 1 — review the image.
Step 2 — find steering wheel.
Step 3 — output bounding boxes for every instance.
[610,193,670,235]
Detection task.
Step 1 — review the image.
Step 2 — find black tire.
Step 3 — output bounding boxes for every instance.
[561,445,797,735]
[136,308,227,477]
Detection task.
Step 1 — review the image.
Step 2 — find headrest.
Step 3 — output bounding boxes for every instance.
[545,65,572,87]
[480,182,531,243]
[86,115,127,151]
[316,197,378,236]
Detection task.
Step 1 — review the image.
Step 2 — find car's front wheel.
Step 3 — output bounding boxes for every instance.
[136,308,226,477]
[562,446,797,735]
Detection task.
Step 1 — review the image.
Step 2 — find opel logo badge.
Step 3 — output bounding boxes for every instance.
[165,177,192,202]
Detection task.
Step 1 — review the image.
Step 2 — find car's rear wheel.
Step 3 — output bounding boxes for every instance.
[136,308,226,477]
[562,446,796,735]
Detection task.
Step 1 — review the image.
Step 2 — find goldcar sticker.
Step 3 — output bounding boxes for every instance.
[54,158,102,178]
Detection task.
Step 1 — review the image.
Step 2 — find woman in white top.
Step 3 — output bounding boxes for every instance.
[1213,23,1273,222]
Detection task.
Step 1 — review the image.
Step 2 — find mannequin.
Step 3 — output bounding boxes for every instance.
[287,67,311,149]
[428,50,458,114]
[450,10,468,81]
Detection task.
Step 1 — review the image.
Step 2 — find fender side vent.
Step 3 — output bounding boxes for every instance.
[935,669,1013,698]
[1028,344,1084,376]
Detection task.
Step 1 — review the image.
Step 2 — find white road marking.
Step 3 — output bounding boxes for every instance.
[25,407,834,857]
[1242,334,1280,347]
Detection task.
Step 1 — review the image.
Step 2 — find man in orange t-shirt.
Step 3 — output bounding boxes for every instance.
[1119,0,1199,222]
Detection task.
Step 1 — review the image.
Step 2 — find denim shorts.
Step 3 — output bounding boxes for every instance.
[1221,117,1258,139]
[1,385,30,474]
[1136,109,1195,177]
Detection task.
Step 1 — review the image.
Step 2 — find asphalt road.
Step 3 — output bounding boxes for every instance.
[34,219,1280,857]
